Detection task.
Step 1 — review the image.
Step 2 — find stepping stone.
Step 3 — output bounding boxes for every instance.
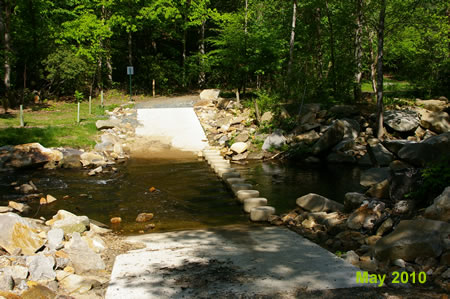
[231,184,253,194]
[236,190,260,203]
[225,178,246,187]
[243,198,268,213]
[216,168,237,178]
[250,206,275,222]
[222,172,241,180]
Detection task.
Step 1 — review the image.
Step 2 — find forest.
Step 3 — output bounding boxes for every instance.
[0,0,449,114]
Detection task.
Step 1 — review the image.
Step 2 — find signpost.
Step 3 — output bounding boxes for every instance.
[127,66,134,101]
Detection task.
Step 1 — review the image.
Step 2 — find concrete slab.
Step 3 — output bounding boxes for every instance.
[136,108,208,152]
[106,226,365,298]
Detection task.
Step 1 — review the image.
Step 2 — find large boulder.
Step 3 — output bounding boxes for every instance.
[296,193,344,212]
[311,120,346,155]
[415,99,449,112]
[360,167,390,187]
[262,130,287,151]
[424,187,450,222]
[26,253,56,281]
[95,119,121,130]
[374,219,450,262]
[384,110,419,132]
[398,132,450,167]
[45,210,90,235]
[358,143,394,167]
[416,108,450,134]
[341,118,360,140]
[382,140,414,155]
[0,213,45,255]
[199,89,220,102]
[230,142,248,154]
[0,143,63,169]
[65,233,106,274]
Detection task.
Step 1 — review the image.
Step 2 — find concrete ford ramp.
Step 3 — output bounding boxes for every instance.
[136,107,208,152]
[106,226,364,298]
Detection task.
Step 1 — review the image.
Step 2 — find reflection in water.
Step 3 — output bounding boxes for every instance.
[0,159,363,234]
[233,161,365,214]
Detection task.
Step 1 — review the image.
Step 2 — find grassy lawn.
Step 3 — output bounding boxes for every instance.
[0,90,136,149]
[361,77,413,93]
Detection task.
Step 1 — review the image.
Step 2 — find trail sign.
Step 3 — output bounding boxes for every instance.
[127,66,134,75]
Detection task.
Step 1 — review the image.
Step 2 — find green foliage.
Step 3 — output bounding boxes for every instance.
[74,90,84,102]
[44,47,92,96]
[407,157,450,203]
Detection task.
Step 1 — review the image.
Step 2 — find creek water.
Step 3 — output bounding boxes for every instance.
[0,158,364,235]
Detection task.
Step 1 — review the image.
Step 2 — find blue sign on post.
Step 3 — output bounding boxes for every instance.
[127,66,134,101]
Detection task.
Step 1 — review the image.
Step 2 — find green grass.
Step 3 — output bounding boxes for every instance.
[361,77,413,93]
[0,94,133,149]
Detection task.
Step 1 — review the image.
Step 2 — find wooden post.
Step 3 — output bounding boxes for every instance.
[236,90,240,104]
[19,105,24,127]
[101,90,104,107]
[152,79,156,97]
[89,96,92,115]
[77,102,80,124]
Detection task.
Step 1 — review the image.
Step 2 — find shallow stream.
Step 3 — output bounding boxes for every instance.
[0,158,364,234]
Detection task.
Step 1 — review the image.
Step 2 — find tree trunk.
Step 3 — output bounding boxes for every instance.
[128,31,132,65]
[325,0,337,98]
[354,0,363,102]
[376,0,386,139]
[315,8,324,82]
[2,0,11,112]
[287,0,297,78]
[198,19,206,87]
[369,30,377,94]
[182,0,191,88]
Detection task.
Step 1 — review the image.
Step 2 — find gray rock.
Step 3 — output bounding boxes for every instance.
[80,152,106,167]
[250,206,276,222]
[230,142,248,154]
[18,183,35,194]
[261,111,273,123]
[347,205,380,230]
[247,152,264,160]
[262,130,287,151]
[342,118,360,140]
[0,206,13,213]
[376,218,394,236]
[235,132,249,143]
[96,119,120,130]
[343,250,359,266]
[59,274,93,294]
[312,120,346,155]
[384,110,419,132]
[329,105,359,117]
[424,187,450,222]
[344,192,367,211]
[232,152,249,161]
[393,200,415,214]
[415,99,449,112]
[0,212,45,255]
[60,149,83,169]
[296,193,344,213]
[332,138,355,152]
[360,167,390,187]
[0,274,14,291]
[2,265,28,281]
[389,168,421,202]
[382,140,414,155]
[398,132,450,167]
[300,112,316,125]
[46,210,90,235]
[417,108,450,134]
[295,130,320,144]
[374,219,450,262]
[26,253,56,281]
[358,143,394,167]
[47,228,64,250]
[65,233,106,274]
[200,89,220,102]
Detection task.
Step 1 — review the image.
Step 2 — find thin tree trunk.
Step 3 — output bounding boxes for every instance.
[182,0,191,88]
[315,8,324,82]
[354,0,363,102]
[128,31,132,65]
[376,0,386,139]
[3,0,11,112]
[325,0,337,97]
[102,4,113,86]
[369,31,377,94]
[243,0,248,94]
[287,0,297,78]
[198,19,206,87]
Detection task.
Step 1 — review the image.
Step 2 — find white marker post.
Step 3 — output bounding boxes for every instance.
[77,102,80,124]
[101,90,104,108]
[19,105,24,127]
[89,96,92,114]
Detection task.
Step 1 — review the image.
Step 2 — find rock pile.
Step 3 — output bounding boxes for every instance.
[0,210,112,298]
[270,185,450,290]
